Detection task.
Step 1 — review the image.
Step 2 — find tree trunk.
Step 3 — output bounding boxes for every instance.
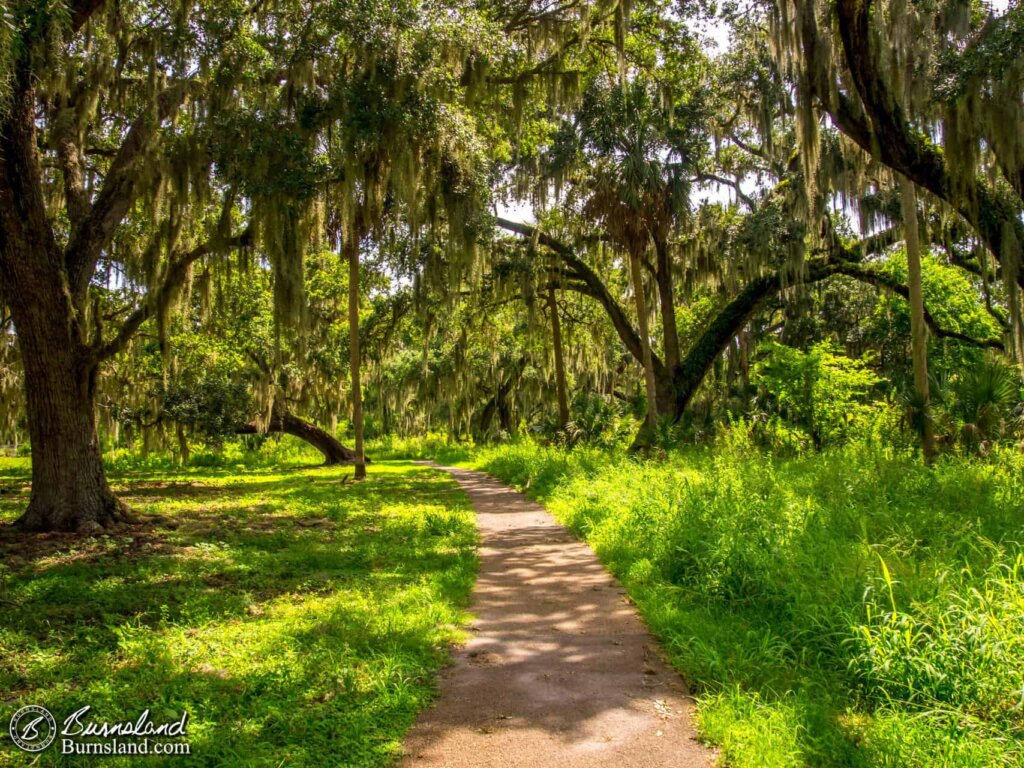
[346,238,367,480]
[900,177,938,463]
[10,302,129,532]
[1,80,129,532]
[239,409,360,465]
[628,249,659,427]
[654,238,681,372]
[176,423,190,466]
[547,286,570,429]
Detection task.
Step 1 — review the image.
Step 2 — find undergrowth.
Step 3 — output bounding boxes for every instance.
[472,438,1024,767]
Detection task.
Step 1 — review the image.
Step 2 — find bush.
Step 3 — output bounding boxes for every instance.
[752,341,892,448]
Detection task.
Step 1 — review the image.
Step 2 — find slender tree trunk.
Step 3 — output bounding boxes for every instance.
[900,177,938,463]
[654,238,681,372]
[346,238,367,480]
[628,249,659,427]
[176,423,190,466]
[547,286,570,429]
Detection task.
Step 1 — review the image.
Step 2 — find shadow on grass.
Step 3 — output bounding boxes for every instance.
[0,462,477,767]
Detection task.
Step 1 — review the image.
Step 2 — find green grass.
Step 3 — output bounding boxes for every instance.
[470,440,1024,767]
[0,459,477,767]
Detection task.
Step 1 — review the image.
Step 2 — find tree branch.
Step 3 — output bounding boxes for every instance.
[65,81,194,301]
[828,0,1024,284]
[832,261,1004,349]
[495,217,668,378]
[93,226,252,362]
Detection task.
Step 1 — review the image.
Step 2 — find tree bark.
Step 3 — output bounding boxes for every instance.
[1,76,128,532]
[628,250,660,427]
[238,409,359,465]
[9,299,130,532]
[547,287,570,429]
[654,238,681,372]
[176,423,191,466]
[667,270,818,420]
[346,237,367,480]
[900,178,938,463]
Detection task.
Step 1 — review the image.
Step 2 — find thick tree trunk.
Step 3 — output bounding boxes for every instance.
[1,80,128,532]
[239,409,360,465]
[11,304,129,532]
[668,271,796,421]
[628,250,659,427]
[346,238,367,480]
[900,177,938,463]
[547,287,570,429]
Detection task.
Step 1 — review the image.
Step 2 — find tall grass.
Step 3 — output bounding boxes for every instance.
[473,437,1024,767]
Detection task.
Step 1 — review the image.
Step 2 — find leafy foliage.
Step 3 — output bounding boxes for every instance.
[752,341,888,448]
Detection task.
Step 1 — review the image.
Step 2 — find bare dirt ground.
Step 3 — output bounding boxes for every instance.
[401,466,715,768]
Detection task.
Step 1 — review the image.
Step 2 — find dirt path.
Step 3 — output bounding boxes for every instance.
[401,466,715,768]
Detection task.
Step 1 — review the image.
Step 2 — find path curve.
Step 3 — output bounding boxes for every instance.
[401,466,715,768]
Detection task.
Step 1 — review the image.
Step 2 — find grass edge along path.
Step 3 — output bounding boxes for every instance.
[0,460,478,768]
[400,465,714,767]
[468,443,1024,768]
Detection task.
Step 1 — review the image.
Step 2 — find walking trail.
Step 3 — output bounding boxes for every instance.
[401,466,715,768]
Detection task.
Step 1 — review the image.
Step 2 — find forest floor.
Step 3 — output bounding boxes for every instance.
[400,465,713,768]
[0,460,477,767]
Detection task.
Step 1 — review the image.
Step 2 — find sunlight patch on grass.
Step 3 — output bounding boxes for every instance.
[0,461,477,767]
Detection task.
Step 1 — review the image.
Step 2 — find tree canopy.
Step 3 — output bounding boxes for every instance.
[0,0,1021,530]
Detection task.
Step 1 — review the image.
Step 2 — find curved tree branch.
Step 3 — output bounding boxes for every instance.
[826,0,1024,283]
[93,226,252,362]
[832,261,1004,349]
[495,217,669,379]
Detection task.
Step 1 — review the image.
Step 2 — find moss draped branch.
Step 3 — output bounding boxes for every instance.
[93,226,254,363]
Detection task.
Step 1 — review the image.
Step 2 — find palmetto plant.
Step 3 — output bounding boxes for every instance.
[951,357,1021,454]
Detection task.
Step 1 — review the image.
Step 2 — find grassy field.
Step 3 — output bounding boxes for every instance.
[471,441,1024,768]
[0,458,477,767]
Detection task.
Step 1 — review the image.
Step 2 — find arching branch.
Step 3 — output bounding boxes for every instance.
[93,226,253,362]
[495,217,668,379]
[832,261,1005,349]
[238,409,361,466]
[822,0,1024,281]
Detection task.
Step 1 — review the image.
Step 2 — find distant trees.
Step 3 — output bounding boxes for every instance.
[1,0,1020,531]
[0,0,638,529]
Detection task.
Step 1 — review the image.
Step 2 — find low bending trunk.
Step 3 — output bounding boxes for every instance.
[239,409,360,465]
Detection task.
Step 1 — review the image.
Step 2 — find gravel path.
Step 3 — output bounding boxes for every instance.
[401,466,715,768]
